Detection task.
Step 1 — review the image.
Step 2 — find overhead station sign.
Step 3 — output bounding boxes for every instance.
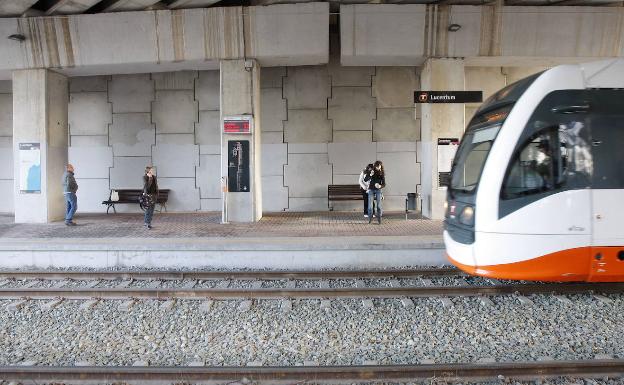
[414,91,483,104]
[223,116,253,134]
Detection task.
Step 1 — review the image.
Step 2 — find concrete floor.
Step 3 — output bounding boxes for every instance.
[0,212,446,269]
[0,211,442,239]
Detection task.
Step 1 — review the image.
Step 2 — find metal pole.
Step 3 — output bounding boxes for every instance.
[221,176,229,224]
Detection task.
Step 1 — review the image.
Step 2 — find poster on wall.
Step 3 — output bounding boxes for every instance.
[437,138,459,190]
[19,142,41,194]
[228,140,250,193]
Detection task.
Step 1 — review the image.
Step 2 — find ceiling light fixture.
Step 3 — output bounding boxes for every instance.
[8,34,26,42]
[448,24,461,32]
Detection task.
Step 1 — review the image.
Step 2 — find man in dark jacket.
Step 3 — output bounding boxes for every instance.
[62,164,78,226]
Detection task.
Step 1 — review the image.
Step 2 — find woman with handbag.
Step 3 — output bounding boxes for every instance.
[142,166,159,229]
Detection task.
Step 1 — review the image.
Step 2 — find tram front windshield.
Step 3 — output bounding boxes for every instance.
[449,73,541,197]
[450,106,512,195]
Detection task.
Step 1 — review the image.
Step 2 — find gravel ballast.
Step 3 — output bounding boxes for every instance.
[1,293,622,367]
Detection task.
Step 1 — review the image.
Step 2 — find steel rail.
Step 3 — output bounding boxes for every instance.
[0,267,461,281]
[2,360,624,382]
[0,282,623,300]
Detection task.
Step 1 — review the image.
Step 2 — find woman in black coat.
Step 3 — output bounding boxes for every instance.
[365,160,385,224]
[142,166,159,229]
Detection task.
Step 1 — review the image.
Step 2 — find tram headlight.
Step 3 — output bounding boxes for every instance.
[459,206,475,226]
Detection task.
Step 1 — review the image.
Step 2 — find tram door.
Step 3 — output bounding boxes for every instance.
[589,90,624,281]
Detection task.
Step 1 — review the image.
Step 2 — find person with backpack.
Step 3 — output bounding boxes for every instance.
[365,160,385,224]
[142,166,159,229]
[359,163,373,218]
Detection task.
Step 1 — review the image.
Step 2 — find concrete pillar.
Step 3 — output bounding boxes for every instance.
[220,60,262,222]
[12,69,68,223]
[420,59,464,220]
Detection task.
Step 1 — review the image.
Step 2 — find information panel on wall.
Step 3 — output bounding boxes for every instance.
[414,91,483,104]
[228,140,250,193]
[19,142,41,194]
[223,116,253,134]
[437,138,459,190]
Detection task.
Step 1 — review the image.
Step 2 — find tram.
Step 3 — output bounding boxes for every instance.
[444,59,624,282]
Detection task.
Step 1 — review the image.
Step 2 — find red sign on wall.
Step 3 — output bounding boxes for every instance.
[223,116,253,134]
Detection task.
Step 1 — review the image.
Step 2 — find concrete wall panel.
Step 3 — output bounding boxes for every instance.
[109,75,154,113]
[377,142,416,153]
[156,134,196,145]
[196,71,220,111]
[196,110,220,146]
[261,88,286,132]
[261,143,287,176]
[197,154,221,199]
[284,153,331,198]
[262,175,288,212]
[200,144,221,155]
[284,67,330,109]
[158,177,200,211]
[447,6,482,58]
[152,144,199,178]
[261,131,283,144]
[200,198,222,212]
[0,81,11,93]
[74,178,110,213]
[68,147,114,179]
[246,3,329,66]
[110,156,152,189]
[153,71,197,90]
[109,113,155,157]
[341,5,426,66]
[328,142,377,175]
[377,151,418,197]
[0,93,11,136]
[260,67,286,89]
[68,92,112,136]
[502,7,623,58]
[0,146,12,179]
[288,197,327,211]
[373,67,418,108]
[333,174,360,185]
[373,108,419,142]
[153,90,198,134]
[284,109,331,143]
[70,76,109,93]
[333,131,371,143]
[0,180,13,213]
[329,64,374,87]
[328,87,376,131]
[466,67,506,101]
[71,135,109,147]
[288,143,328,154]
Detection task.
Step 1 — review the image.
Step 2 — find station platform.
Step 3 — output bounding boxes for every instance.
[0,212,445,270]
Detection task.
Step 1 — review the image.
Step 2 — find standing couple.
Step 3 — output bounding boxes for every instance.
[358,161,385,224]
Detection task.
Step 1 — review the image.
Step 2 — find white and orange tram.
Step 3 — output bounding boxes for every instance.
[444,59,624,282]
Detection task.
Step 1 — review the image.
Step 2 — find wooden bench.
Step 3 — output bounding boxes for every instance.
[102,189,170,214]
[327,184,363,210]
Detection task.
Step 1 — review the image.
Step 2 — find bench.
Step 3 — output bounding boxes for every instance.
[102,189,170,214]
[328,184,364,210]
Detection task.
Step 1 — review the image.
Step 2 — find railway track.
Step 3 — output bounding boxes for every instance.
[0,268,622,302]
[2,360,624,383]
[0,281,623,300]
[0,267,461,280]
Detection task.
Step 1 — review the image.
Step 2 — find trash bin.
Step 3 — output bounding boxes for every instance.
[405,193,418,219]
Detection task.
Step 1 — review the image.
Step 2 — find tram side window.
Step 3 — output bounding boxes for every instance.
[502,129,562,198]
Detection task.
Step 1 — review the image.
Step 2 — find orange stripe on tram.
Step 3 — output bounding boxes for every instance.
[449,246,624,282]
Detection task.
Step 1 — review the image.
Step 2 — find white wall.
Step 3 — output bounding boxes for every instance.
[0,80,12,213]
